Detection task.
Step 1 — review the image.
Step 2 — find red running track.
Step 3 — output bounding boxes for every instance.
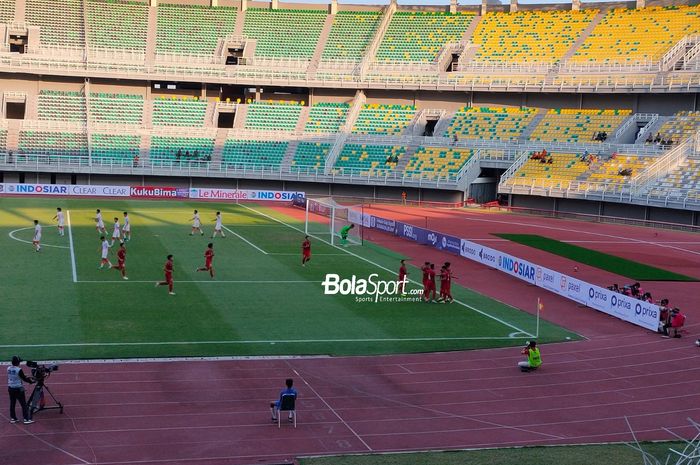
[2,207,700,465]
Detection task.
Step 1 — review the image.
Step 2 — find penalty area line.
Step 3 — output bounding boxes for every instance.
[237,203,536,339]
[222,225,268,255]
[0,335,528,349]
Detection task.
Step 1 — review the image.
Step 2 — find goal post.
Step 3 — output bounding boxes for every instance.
[305,197,363,246]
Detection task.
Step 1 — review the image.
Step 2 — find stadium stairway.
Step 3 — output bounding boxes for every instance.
[5,120,20,153]
[138,131,151,162]
[361,2,396,70]
[392,145,416,174]
[559,10,606,63]
[204,100,216,128]
[142,99,153,129]
[232,104,247,129]
[211,128,227,169]
[454,15,482,66]
[433,111,455,137]
[295,106,311,133]
[307,13,335,79]
[520,108,548,141]
[233,8,246,38]
[145,5,158,66]
[14,0,26,23]
[280,139,300,172]
[636,116,672,144]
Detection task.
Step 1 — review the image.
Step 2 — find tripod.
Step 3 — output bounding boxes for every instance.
[28,380,63,416]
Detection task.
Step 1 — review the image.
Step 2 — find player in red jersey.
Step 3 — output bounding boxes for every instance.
[420,261,430,297]
[441,262,455,303]
[111,242,128,280]
[424,263,437,303]
[196,243,215,278]
[398,259,408,295]
[155,254,175,295]
[301,236,311,266]
[438,265,448,302]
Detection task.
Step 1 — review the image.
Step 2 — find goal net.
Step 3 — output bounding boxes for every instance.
[305,197,363,246]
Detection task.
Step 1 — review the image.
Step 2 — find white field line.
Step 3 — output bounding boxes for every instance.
[237,204,535,338]
[8,225,69,249]
[78,280,319,284]
[268,253,348,256]
[222,225,268,254]
[0,336,528,349]
[66,210,78,283]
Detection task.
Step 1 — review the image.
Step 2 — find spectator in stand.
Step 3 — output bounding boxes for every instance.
[546,156,553,164]
[133,154,139,168]
[194,150,199,160]
[645,134,654,144]
[607,283,620,293]
[658,298,670,333]
[664,308,686,338]
[654,133,661,144]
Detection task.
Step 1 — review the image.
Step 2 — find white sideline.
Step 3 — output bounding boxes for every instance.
[66,210,78,283]
[238,203,535,338]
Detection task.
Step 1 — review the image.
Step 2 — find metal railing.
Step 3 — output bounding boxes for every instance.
[631,135,694,192]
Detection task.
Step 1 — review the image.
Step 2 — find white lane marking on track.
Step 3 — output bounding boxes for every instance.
[8,225,69,249]
[237,203,535,338]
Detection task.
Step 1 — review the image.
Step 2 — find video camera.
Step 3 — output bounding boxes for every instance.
[26,361,59,383]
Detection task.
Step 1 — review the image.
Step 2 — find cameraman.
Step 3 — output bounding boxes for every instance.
[7,356,35,424]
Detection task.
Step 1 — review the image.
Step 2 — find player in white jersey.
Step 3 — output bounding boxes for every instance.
[190,209,204,236]
[99,236,113,269]
[95,209,106,234]
[52,207,65,236]
[122,211,131,242]
[32,220,42,252]
[211,211,226,238]
[110,217,121,246]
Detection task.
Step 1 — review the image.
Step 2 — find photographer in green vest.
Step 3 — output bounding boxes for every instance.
[518,341,542,372]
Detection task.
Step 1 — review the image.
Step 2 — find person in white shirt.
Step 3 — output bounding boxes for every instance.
[99,236,112,269]
[52,207,65,237]
[190,210,204,236]
[110,217,121,246]
[32,220,42,252]
[212,211,226,238]
[122,212,131,242]
[95,209,106,234]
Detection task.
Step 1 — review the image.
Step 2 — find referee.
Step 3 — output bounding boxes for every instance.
[7,356,35,424]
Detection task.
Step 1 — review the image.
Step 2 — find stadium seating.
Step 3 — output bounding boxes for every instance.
[656,111,700,143]
[156,4,237,55]
[91,134,141,162]
[245,102,303,131]
[529,109,631,143]
[87,0,148,50]
[150,136,214,162]
[571,5,700,64]
[222,139,289,168]
[243,8,327,58]
[446,106,536,141]
[377,11,474,62]
[333,143,405,176]
[152,97,208,127]
[18,131,88,160]
[655,158,700,191]
[583,154,654,184]
[89,93,144,125]
[322,11,380,61]
[38,90,86,122]
[507,152,592,188]
[352,104,416,135]
[291,142,331,172]
[26,0,85,47]
[0,0,16,24]
[304,103,349,133]
[472,10,597,63]
[404,147,474,179]
[0,129,7,152]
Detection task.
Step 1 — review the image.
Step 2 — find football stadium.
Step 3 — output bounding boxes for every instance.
[1,0,700,463]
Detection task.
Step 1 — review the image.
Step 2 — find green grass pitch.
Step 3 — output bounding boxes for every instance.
[0,197,580,360]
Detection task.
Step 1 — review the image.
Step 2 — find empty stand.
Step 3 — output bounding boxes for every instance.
[304,103,349,133]
[26,0,85,47]
[656,111,700,143]
[152,97,207,127]
[150,135,214,163]
[291,141,331,172]
[583,154,654,184]
[243,8,327,58]
[37,90,86,122]
[91,133,141,162]
[571,6,700,64]
[333,143,405,176]
[87,0,148,50]
[506,152,589,188]
[156,3,237,56]
[222,139,289,168]
[89,93,144,126]
[352,104,416,135]
[376,11,474,62]
[0,0,16,24]
[472,10,597,63]
[404,146,474,179]
[446,106,536,141]
[18,130,88,160]
[528,109,631,143]
[655,158,700,192]
[245,102,303,131]
[322,11,380,61]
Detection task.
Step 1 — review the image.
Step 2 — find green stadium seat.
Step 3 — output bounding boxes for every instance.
[156,4,237,55]
[222,139,288,168]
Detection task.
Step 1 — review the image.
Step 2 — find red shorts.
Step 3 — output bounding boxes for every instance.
[205,260,212,268]
[164,273,173,283]
[116,261,125,269]
[303,250,311,258]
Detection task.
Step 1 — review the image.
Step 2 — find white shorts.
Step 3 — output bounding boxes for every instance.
[101,251,108,259]
[215,224,222,231]
[112,231,120,239]
[122,224,130,232]
[97,221,105,229]
[34,234,41,242]
[58,221,64,227]
[193,220,201,228]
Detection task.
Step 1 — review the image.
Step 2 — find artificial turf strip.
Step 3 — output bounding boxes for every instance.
[299,442,683,465]
[494,233,697,282]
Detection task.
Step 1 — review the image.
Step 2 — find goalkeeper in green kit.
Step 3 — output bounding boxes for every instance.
[339,223,355,246]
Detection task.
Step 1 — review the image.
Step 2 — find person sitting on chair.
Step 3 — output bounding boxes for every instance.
[270,378,298,423]
[518,341,542,372]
